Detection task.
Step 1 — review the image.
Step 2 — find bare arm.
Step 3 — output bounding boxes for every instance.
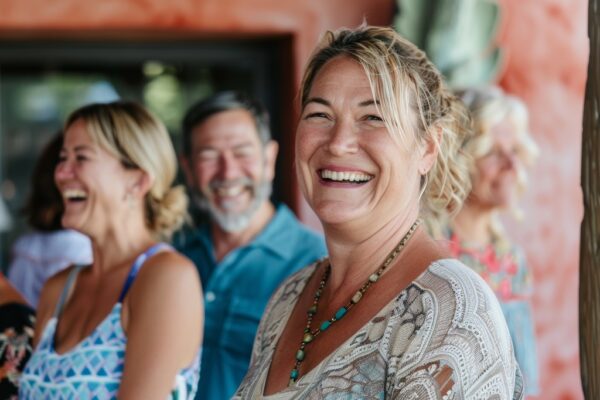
[118,251,203,400]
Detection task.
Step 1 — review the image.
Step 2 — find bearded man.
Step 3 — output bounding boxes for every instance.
[177,91,326,400]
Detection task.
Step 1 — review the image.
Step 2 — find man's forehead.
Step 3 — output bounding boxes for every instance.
[190,109,261,147]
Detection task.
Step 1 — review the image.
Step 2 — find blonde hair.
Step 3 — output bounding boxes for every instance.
[456,86,539,245]
[65,101,188,240]
[300,25,472,221]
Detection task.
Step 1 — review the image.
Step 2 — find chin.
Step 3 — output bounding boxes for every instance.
[312,201,364,226]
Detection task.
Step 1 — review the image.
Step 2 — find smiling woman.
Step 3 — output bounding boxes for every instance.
[19,101,204,400]
[233,26,523,399]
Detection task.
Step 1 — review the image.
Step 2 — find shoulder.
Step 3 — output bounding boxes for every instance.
[128,249,202,308]
[409,258,520,397]
[12,232,42,254]
[418,258,507,326]
[134,250,200,289]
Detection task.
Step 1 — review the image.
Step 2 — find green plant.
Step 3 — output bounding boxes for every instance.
[394,0,503,88]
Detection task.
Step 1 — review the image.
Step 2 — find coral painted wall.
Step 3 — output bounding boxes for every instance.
[0,0,588,398]
[497,0,587,399]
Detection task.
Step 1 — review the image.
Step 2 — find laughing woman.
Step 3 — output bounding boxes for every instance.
[234,26,522,399]
[19,101,203,399]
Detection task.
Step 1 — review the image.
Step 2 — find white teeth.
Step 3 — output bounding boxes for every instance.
[63,189,87,200]
[216,186,244,197]
[320,169,373,183]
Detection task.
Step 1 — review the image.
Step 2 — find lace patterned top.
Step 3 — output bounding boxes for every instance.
[234,259,523,399]
[447,234,539,396]
[19,243,201,400]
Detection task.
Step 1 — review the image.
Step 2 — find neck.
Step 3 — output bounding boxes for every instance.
[322,207,420,295]
[211,201,275,262]
[89,213,156,275]
[451,199,495,246]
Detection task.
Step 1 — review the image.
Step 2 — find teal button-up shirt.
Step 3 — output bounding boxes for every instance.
[175,204,327,400]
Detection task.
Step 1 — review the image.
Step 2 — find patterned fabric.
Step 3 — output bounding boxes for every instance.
[174,204,326,400]
[0,302,35,400]
[234,259,523,400]
[447,234,539,396]
[19,244,201,400]
[8,229,92,308]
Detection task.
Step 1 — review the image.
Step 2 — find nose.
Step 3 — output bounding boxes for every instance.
[217,151,243,181]
[54,159,74,184]
[327,119,359,156]
[501,150,517,170]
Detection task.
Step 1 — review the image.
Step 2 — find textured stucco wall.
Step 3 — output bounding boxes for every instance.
[498,0,587,398]
[0,0,588,398]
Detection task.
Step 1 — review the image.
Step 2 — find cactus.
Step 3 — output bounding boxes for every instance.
[394,0,503,88]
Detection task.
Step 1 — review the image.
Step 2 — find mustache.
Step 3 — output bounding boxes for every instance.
[209,177,254,190]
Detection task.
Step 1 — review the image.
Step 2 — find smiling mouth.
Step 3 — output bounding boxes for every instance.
[62,189,88,203]
[319,169,373,184]
[214,185,246,197]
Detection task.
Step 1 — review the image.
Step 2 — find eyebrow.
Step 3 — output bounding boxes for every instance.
[73,145,95,152]
[358,99,380,107]
[304,97,380,107]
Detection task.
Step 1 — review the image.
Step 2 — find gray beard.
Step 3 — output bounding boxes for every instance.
[193,179,272,233]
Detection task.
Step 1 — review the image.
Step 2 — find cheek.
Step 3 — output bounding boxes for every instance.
[295,124,323,163]
[194,162,216,186]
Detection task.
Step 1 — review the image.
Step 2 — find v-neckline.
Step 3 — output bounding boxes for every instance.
[260,259,447,397]
[49,302,124,356]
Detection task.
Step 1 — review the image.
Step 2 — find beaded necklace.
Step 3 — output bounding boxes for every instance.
[288,219,421,385]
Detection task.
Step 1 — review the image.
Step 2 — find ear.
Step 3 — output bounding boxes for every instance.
[129,169,153,199]
[263,140,279,182]
[180,154,196,188]
[418,127,441,175]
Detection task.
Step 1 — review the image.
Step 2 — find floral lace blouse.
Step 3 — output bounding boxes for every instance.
[0,302,35,399]
[447,234,539,396]
[234,259,523,399]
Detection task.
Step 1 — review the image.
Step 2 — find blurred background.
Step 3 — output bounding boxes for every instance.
[0,0,587,398]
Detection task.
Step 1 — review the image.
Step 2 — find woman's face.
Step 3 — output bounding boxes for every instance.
[469,118,521,210]
[55,118,138,238]
[295,56,433,230]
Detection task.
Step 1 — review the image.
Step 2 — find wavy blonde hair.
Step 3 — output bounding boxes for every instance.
[300,25,472,222]
[455,86,539,245]
[65,101,188,240]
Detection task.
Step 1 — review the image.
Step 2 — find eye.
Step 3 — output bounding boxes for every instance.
[76,155,88,162]
[364,114,383,122]
[304,112,330,120]
[197,149,219,162]
[234,148,254,159]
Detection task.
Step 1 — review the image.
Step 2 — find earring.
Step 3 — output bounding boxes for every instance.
[418,173,428,201]
[124,192,135,209]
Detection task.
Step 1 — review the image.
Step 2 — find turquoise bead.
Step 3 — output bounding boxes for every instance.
[320,320,331,331]
[335,307,347,320]
[303,332,314,343]
[296,349,305,361]
[290,369,299,379]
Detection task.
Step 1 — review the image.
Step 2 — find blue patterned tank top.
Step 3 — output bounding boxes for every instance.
[19,243,201,399]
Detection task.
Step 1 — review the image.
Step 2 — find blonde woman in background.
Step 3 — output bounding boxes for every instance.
[234,26,522,399]
[445,86,539,397]
[19,101,203,399]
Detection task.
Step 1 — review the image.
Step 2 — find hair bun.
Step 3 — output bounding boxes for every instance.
[147,185,189,240]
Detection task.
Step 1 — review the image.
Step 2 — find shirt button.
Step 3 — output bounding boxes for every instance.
[205,291,216,302]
